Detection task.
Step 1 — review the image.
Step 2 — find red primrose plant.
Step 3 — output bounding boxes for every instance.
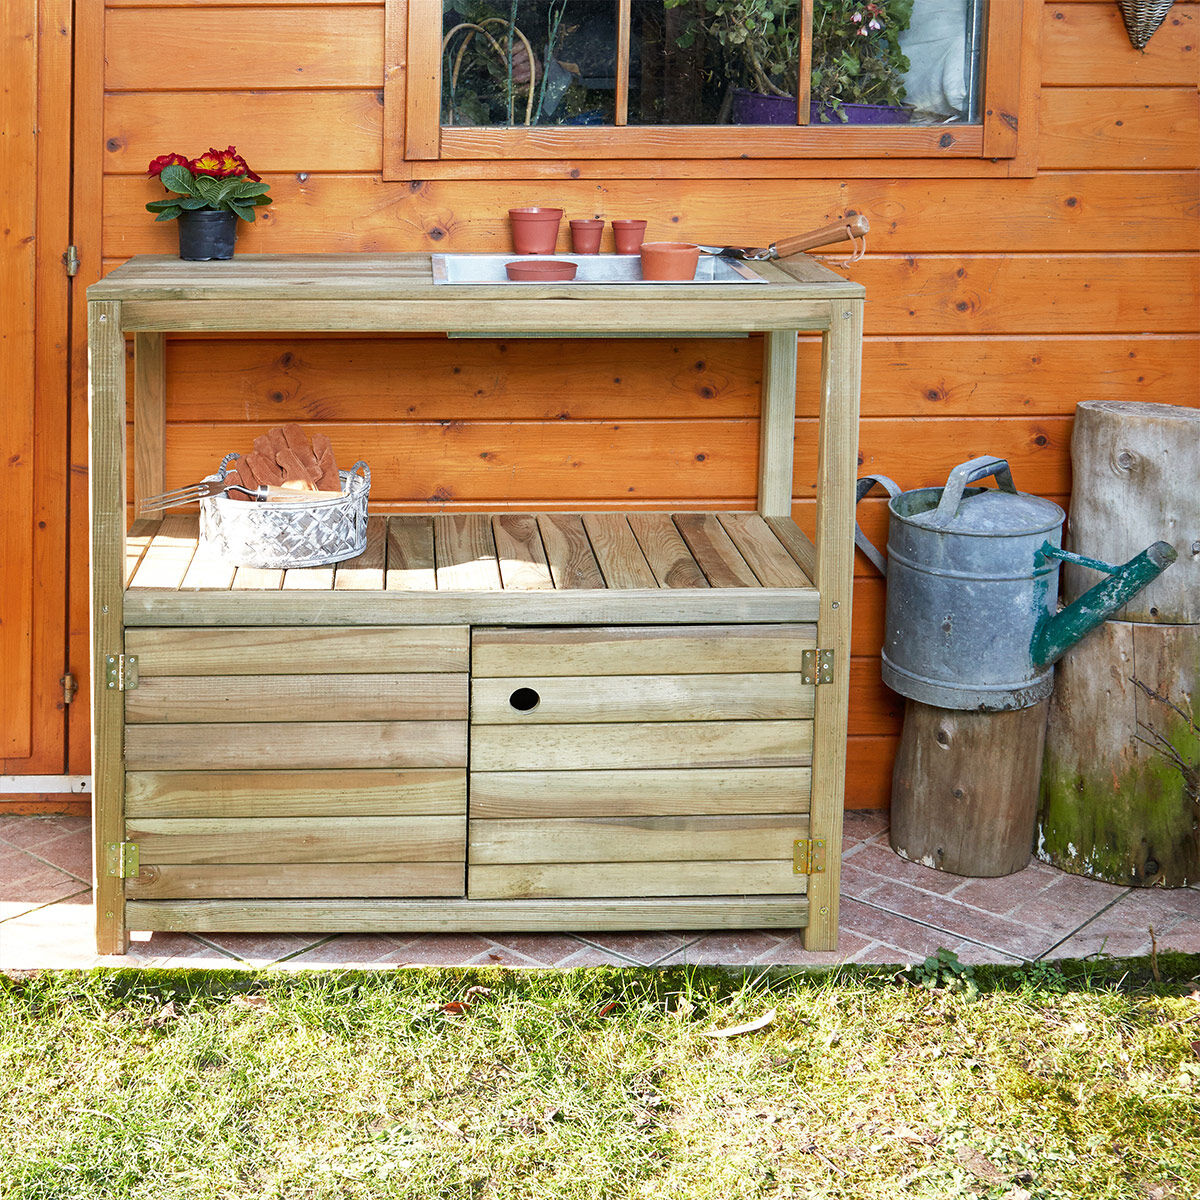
[146,146,272,222]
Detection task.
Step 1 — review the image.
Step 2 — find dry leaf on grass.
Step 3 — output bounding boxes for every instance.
[702,1008,776,1038]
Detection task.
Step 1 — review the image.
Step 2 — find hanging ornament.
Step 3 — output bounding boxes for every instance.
[1115,0,1176,50]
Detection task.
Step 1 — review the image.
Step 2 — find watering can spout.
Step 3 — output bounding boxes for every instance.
[1032,540,1177,668]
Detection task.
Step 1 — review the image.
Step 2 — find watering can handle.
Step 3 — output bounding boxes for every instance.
[924,456,1018,531]
[854,474,901,577]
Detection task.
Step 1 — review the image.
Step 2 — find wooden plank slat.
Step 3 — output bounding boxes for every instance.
[627,512,709,588]
[124,520,157,586]
[124,721,468,771]
[759,328,799,515]
[491,514,553,590]
[385,515,437,590]
[125,625,469,675]
[282,562,336,590]
[537,513,606,589]
[125,673,468,725]
[469,814,805,864]
[435,513,502,590]
[132,332,166,518]
[128,862,464,901]
[581,513,658,589]
[125,768,467,818]
[127,513,199,589]
[334,514,387,590]
[470,673,811,724]
[126,895,810,933]
[181,544,237,591]
[104,6,384,90]
[470,720,812,772]
[672,512,761,587]
[127,816,466,865]
[123,587,820,627]
[764,517,816,585]
[469,859,806,899]
[470,767,811,818]
[471,624,815,677]
[232,564,283,591]
[718,512,811,587]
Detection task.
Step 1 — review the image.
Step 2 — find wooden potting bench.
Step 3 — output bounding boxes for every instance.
[88,254,864,955]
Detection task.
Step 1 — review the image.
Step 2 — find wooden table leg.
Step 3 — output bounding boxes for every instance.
[758,329,798,518]
[89,300,129,955]
[133,332,166,521]
[804,299,863,951]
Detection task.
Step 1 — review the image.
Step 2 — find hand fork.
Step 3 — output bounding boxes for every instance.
[138,477,342,516]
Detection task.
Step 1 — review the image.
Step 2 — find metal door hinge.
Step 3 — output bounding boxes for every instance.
[793,838,827,875]
[61,673,77,705]
[105,654,138,690]
[801,649,834,685]
[106,842,140,879]
[63,245,79,277]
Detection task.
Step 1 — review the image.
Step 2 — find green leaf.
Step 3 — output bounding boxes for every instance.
[229,179,270,199]
[152,207,182,222]
[159,164,194,195]
[176,195,210,210]
[229,201,257,223]
[145,199,181,212]
[191,174,223,204]
[251,194,273,208]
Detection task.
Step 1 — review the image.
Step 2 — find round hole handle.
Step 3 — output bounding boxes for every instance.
[509,687,540,712]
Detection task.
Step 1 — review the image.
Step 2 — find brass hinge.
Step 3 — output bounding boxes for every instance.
[801,649,835,686]
[105,654,138,691]
[106,842,140,879]
[63,245,79,277]
[61,673,78,705]
[793,838,827,875]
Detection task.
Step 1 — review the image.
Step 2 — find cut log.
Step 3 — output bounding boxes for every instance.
[1038,620,1199,887]
[1064,401,1199,624]
[890,697,1049,877]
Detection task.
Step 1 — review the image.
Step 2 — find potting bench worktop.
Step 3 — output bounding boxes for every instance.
[89,253,864,955]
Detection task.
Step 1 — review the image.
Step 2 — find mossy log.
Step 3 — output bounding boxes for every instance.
[890,698,1050,877]
[1038,620,1199,887]
[1064,401,1199,624]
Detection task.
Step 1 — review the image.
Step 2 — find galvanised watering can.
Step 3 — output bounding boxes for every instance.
[855,456,1176,711]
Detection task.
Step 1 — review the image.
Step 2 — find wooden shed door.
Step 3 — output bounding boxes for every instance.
[1,0,74,788]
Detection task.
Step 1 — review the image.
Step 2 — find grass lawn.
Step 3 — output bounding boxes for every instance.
[2,955,1198,1199]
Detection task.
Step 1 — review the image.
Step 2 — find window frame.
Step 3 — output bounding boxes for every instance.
[383,0,1038,180]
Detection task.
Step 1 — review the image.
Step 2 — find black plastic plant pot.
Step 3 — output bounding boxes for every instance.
[177,209,239,261]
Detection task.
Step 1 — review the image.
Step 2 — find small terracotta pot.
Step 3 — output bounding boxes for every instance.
[509,207,563,255]
[640,241,701,282]
[505,259,578,282]
[570,219,604,255]
[611,219,647,254]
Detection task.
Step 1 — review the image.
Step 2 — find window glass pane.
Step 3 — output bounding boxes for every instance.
[628,1,801,126]
[441,2,619,127]
[810,0,985,126]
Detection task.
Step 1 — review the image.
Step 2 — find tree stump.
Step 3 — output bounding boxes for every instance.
[1064,401,1199,624]
[890,698,1050,877]
[1038,620,1199,887]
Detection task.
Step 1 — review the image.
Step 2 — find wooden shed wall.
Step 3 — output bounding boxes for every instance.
[66,0,1199,805]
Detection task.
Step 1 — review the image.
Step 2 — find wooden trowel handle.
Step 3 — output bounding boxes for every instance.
[261,485,345,503]
[772,214,870,259]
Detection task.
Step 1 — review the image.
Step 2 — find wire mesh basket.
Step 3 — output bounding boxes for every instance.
[199,453,371,568]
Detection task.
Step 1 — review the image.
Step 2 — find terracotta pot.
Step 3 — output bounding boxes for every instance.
[509,207,563,255]
[570,219,604,255]
[639,242,700,282]
[505,259,578,282]
[177,209,238,261]
[611,219,647,254]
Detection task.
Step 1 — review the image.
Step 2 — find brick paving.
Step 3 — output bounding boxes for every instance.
[1,813,1196,970]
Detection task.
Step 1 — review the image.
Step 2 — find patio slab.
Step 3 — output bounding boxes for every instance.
[2,814,1197,971]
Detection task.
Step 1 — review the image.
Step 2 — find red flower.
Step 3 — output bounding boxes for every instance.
[147,152,189,177]
[190,145,259,180]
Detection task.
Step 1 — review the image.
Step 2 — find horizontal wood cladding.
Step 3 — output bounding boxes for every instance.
[123,334,1200,423]
[1042,3,1198,86]
[103,172,1200,254]
[105,6,384,90]
[125,415,1072,507]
